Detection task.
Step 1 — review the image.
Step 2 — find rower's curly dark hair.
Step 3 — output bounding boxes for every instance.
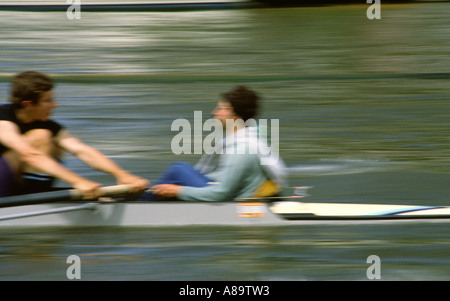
[10,71,54,108]
[222,85,259,121]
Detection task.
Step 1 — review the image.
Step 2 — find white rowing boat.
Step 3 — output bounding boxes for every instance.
[1,185,450,226]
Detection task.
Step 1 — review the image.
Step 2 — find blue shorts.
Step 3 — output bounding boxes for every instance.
[141,162,212,201]
[21,172,55,194]
[155,162,213,187]
[0,157,56,197]
[0,156,14,197]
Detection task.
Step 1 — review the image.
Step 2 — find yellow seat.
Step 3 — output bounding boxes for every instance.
[253,180,281,198]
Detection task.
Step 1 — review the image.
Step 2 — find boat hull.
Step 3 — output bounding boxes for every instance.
[2,201,450,227]
[0,201,289,227]
[271,202,450,221]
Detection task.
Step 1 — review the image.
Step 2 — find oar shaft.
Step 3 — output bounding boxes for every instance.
[0,190,77,208]
[0,184,134,208]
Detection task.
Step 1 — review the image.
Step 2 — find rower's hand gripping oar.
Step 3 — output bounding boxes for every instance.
[0,184,135,208]
[71,184,134,200]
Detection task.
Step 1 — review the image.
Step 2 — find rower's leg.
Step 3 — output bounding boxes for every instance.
[155,162,212,187]
[140,162,213,202]
[19,129,63,193]
[0,156,15,196]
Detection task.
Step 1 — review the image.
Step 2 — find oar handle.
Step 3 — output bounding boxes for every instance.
[100,184,133,196]
[69,184,134,200]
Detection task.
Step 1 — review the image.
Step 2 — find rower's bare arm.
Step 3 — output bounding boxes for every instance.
[0,121,101,197]
[56,130,149,192]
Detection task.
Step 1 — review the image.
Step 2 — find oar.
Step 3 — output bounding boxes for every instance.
[0,185,133,208]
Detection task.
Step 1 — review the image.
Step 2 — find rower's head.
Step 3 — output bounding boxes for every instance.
[10,71,58,121]
[213,86,259,127]
[10,71,55,108]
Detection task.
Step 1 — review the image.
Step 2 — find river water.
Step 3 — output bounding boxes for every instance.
[0,2,449,281]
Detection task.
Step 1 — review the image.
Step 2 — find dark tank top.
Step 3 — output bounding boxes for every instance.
[0,104,63,155]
